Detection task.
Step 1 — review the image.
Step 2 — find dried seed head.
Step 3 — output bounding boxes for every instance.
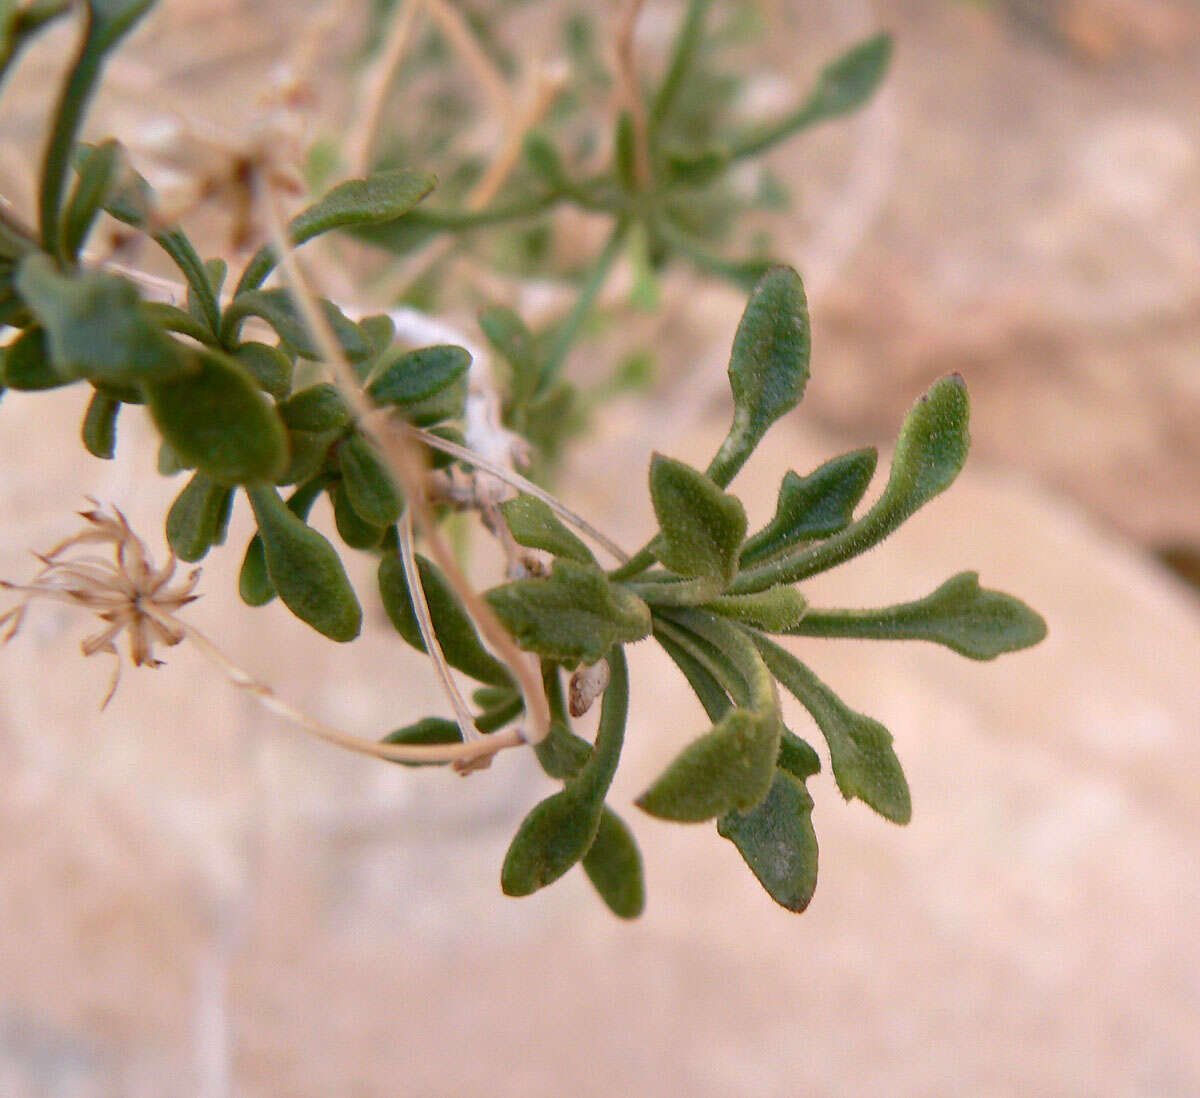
[0,502,200,707]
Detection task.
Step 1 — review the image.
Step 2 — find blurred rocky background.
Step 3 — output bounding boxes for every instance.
[1,1,1199,1095]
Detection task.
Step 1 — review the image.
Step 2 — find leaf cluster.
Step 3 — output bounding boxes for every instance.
[0,1,1047,919]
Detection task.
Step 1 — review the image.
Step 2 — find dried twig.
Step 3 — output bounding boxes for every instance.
[256,178,551,750]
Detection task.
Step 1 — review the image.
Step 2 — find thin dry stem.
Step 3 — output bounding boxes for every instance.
[423,0,514,123]
[346,0,425,177]
[410,425,631,564]
[257,180,551,746]
[371,59,567,304]
[613,0,651,190]
[160,607,524,767]
[396,508,479,742]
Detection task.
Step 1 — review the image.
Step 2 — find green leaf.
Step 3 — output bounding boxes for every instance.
[291,169,437,245]
[365,344,471,407]
[486,560,651,665]
[650,454,746,583]
[728,33,893,160]
[739,448,878,566]
[378,548,514,688]
[808,32,893,121]
[188,258,226,329]
[330,480,385,549]
[246,484,362,641]
[752,633,910,823]
[396,373,467,427]
[235,169,436,294]
[17,254,185,384]
[500,494,595,564]
[238,478,325,607]
[732,375,971,593]
[81,387,119,458]
[502,648,629,896]
[636,705,781,823]
[777,726,821,780]
[165,471,233,562]
[2,326,71,390]
[478,304,539,407]
[501,787,601,898]
[359,313,395,355]
[63,138,120,260]
[718,770,818,913]
[702,587,807,632]
[337,433,402,528]
[583,808,645,919]
[534,720,594,781]
[143,349,288,485]
[381,716,460,767]
[277,382,351,433]
[664,143,730,187]
[787,571,1046,659]
[278,426,338,487]
[233,342,292,401]
[221,289,370,362]
[38,0,157,257]
[654,626,732,723]
[706,266,810,487]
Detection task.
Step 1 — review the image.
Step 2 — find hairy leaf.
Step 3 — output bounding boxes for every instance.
[365,344,471,407]
[278,382,352,433]
[500,494,595,564]
[650,453,746,583]
[165,471,233,562]
[583,808,645,919]
[238,478,325,607]
[17,254,184,384]
[739,448,878,566]
[753,634,910,823]
[733,375,970,593]
[144,349,288,485]
[502,649,629,896]
[703,587,807,632]
[718,770,818,912]
[381,716,460,767]
[2,326,70,390]
[706,266,810,487]
[221,289,370,362]
[788,571,1047,659]
[337,434,402,528]
[378,549,514,688]
[486,560,651,665]
[81,388,120,458]
[636,706,780,823]
[233,341,292,401]
[247,484,362,642]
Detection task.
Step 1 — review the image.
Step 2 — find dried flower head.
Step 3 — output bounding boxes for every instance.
[0,502,200,707]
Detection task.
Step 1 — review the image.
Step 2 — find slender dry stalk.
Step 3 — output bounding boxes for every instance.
[422,0,514,123]
[256,179,551,748]
[613,0,651,189]
[411,425,630,564]
[371,58,568,304]
[0,505,521,767]
[345,0,425,177]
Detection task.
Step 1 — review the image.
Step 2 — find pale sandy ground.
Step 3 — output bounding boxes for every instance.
[3,1,1200,1095]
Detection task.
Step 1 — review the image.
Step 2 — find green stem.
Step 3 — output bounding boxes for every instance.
[725,103,822,162]
[653,625,731,722]
[154,229,220,336]
[648,0,712,146]
[40,27,104,257]
[538,218,629,390]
